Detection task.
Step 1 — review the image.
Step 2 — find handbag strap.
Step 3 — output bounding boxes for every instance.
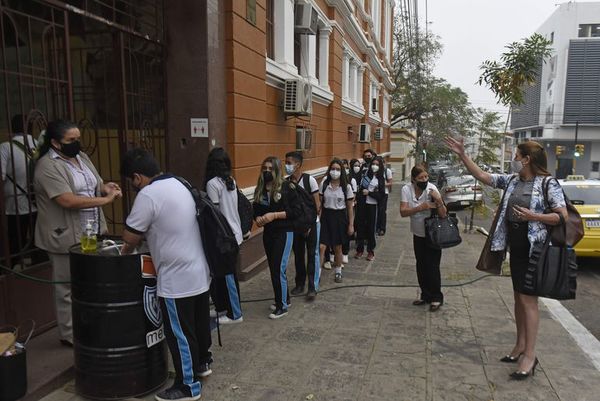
[542,177,568,244]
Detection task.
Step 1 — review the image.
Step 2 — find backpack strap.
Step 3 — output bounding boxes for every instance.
[302,173,312,194]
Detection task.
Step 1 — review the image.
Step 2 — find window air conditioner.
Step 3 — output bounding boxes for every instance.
[296,127,313,151]
[284,79,313,116]
[374,127,383,140]
[358,124,371,143]
[295,1,318,35]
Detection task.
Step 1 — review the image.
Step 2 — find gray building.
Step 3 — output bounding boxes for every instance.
[511,2,600,179]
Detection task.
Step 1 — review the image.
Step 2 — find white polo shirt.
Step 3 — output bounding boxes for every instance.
[400,182,439,238]
[126,176,211,298]
[366,176,380,205]
[319,179,354,210]
[384,168,393,195]
[206,176,243,245]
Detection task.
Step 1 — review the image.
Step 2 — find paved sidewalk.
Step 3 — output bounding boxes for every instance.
[42,179,600,401]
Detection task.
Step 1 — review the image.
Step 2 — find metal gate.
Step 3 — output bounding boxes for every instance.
[0,0,166,272]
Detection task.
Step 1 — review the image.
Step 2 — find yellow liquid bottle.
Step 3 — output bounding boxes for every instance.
[81,220,97,253]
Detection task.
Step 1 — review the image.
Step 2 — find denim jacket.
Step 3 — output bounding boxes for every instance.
[490,174,566,252]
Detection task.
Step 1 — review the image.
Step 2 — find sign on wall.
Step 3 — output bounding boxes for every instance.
[191,118,208,138]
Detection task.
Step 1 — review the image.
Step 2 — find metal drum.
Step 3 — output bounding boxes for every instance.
[70,242,167,400]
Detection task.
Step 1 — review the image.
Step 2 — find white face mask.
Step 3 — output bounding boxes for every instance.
[285,163,295,175]
[353,166,361,174]
[371,165,380,173]
[330,170,341,180]
[511,160,523,174]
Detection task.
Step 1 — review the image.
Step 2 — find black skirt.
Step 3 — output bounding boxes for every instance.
[508,221,531,293]
[320,208,348,247]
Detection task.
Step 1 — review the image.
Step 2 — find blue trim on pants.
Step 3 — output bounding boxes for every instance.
[280,232,294,308]
[225,274,242,320]
[165,298,201,396]
[313,222,321,291]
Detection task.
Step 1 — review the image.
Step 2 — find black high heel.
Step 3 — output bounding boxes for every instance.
[500,353,523,363]
[510,357,539,380]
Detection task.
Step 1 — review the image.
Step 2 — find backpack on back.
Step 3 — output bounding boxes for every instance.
[289,174,317,237]
[174,176,239,278]
[236,187,254,237]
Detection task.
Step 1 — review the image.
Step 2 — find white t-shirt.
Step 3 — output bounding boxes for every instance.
[350,177,357,194]
[126,176,211,298]
[319,179,354,210]
[206,176,243,245]
[366,176,380,205]
[400,182,439,238]
[0,135,37,215]
[384,168,393,194]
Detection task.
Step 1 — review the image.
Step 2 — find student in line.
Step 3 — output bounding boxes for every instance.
[377,160,393,236]
[341,159,357,263]
[204,147,243,324]
[355,156,386,261]
[319,159,355,283]
[285,151,320,299]
[253,156,302,319]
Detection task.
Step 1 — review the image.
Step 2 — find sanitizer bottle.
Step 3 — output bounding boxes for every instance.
[81,219,97,253]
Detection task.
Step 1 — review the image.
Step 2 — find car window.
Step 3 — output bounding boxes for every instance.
[562,185,600,205]
[447,176,476,186]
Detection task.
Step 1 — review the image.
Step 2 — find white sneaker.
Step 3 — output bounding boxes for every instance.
[323,261,332,270]
[217,315,243,325]
[270,302,291,311]
[342,254,349,264]
[209,309,226,318]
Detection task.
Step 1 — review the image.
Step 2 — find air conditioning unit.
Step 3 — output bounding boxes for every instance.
[374,127,383,140]
[358,124,371,143]
[284,79,312,115]
[295,1,318,34]
[296,127,313,151]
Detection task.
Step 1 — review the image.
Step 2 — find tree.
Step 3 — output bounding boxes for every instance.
[473,109,504,167]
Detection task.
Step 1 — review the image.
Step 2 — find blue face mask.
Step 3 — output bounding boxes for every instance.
[285,163,295,175]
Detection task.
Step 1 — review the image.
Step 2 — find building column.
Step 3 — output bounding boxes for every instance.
[342,49,350,100]
[349,59,357,102]
[300,34,318,85]
[357,65,365,109]
[318,27,332,89]
[274,0,296,73]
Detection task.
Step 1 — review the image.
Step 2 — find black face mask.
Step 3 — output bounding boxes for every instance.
[416,181,428,190]
[57,141,81,158]
[262,171,274,183]
[364,157,372,164]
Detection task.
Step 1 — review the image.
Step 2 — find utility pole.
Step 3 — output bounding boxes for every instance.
[573,120,579,174]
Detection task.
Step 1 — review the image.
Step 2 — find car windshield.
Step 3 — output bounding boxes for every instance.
[447,176,476,186]
[562,185,600,205]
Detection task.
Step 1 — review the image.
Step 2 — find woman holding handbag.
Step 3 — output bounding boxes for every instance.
[399,165,447,312]
[445,137,568,380]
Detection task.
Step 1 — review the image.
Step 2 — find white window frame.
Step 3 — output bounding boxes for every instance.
[341,44,366,117]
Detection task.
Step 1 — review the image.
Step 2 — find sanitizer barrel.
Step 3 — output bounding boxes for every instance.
[69,243,167,400]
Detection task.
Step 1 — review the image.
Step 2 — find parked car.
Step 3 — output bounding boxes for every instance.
[559,177,600,258]
[442,175,482,209]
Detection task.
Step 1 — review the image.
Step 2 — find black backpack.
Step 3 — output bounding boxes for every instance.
[288,174,317,237]
[174,176,239,278]
[237,187,254,237]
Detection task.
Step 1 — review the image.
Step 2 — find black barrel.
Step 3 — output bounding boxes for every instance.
[0,346,26,401]
[70,244,167,400]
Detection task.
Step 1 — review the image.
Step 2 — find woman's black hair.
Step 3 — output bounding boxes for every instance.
[367,156,386,180]
[349,158,361,183]
[38,119,78,158]
[322,158,350,200]
[204,147,235,191]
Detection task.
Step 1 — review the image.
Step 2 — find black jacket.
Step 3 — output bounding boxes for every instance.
[253,181,302,232]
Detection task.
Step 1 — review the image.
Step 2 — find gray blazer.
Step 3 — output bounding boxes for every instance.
[34,150,108,254]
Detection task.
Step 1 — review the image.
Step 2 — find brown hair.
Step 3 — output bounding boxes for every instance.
[517,141,550,176]
[410,165,427,182]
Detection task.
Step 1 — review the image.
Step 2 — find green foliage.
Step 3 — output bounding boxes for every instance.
[478,33,553,107]
[473,109,504,167]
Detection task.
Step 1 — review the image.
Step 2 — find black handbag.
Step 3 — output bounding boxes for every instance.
[523,215,578,300]
[424,209,462,250]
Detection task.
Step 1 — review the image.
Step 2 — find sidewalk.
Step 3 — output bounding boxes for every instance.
[40,179,600,401]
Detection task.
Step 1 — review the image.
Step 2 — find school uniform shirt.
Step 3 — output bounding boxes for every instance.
[126,176,211,298]
[400,182,439,238]
[366,176,381,205]
[350,177,358,194]
[384,168,393,195]
[206,176,243,245]
[0,134,38,215]
[319,180,354,210]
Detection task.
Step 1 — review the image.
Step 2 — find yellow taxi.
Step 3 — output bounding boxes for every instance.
[559,176,600,258]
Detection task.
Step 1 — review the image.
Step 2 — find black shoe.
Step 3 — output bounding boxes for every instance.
[500,353,523,363]
[306,289,317,300]
[510,358,539,380]
[269,307,288,319]
[155,385,201,401]
[291,285,305,296]
[196,362,212,378]
[412,299,427,306]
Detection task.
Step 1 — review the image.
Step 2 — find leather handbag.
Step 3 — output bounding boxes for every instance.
[475,176,516,275]
[523,216,578,300]
[542,177,584,247]
[424,209,462,250]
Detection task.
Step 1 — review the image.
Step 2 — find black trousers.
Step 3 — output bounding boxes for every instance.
[508,222,530,293]
[160,291,212,396]
[6,213,35,266]
[356,203,377,253]
[376,194,389,233]
[263,229,293,308]
[413,235,443,303]
[210,270,242,320]
[292,221,320,291]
